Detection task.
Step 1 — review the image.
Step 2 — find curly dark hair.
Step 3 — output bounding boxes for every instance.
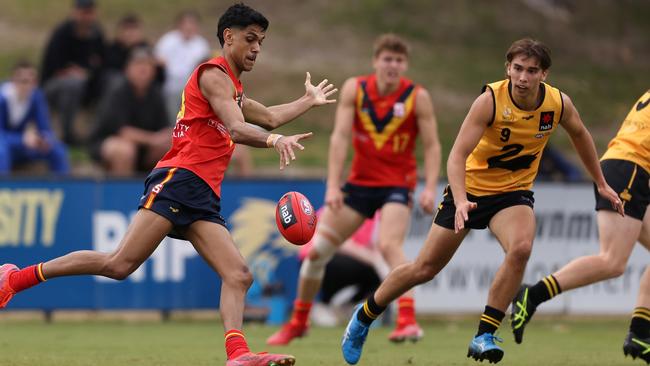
[217,3,269,47]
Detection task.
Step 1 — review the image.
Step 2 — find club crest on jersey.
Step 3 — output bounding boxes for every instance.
[393,102,406,117]
[539,111,554,131]
[502,107,514,122]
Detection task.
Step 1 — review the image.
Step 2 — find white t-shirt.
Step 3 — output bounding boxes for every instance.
[1,83,30,128]
[155,30,211,96]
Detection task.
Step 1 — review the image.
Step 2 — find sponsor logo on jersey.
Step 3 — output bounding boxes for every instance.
[539,111,554,131]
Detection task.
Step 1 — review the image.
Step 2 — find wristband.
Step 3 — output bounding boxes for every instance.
[266,133,283,148]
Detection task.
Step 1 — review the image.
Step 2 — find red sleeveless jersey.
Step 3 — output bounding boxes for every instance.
[347,75,419,188]
[155,56,243,197]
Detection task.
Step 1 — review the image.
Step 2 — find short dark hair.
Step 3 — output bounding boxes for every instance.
[12,59,35,72]
[117,14,141,28]
[506,38,552,70]
[373,33,409,58]
[74,0,95,9]
[217,3,269,47]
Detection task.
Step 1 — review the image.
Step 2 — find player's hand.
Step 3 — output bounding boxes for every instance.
[418,188,437,215]
[597,183,624,216]
[325,185,344,211]
[454,200,477,233]
[304,72,337,106]
[274,132,313,170]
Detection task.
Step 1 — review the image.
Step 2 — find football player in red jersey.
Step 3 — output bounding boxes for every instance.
[0,4,336,366]
[267,33,441,346]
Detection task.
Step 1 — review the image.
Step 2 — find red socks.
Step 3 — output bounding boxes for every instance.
[8,264,46,292]
[289,299,312,327]
[225,329,250,360]
[396,296,416,327]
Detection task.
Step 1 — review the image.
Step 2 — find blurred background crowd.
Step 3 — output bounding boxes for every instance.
[0,0,647,180]
[1,0,254,177]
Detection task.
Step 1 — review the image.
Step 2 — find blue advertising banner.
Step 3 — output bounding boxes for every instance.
[0,177,325,315]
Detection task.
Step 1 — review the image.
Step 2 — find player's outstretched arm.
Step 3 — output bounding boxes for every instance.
[415,87,442,214]
[559,93,624,215]
[447,91,493,232]
[242,72,337,130]
[325,77,356,210]
[200,67,312,169]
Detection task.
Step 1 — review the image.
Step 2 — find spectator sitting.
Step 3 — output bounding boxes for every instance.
[88,47,171,176]
[104,14,148,92]
[0,61,70,175]
[155,10,210,123]
[40,0,106,145]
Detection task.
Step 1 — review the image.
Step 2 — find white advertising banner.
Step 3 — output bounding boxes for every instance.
[406,183,648,314]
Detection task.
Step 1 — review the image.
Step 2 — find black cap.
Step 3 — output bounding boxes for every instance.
[74,0,96,9]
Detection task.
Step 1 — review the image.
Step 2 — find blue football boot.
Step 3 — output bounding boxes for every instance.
[467,333,504,364]
[341,305,370,365]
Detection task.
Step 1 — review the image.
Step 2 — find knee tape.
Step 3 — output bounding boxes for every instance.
[299,233,338,280]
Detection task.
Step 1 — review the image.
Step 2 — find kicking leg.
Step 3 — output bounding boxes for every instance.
[1,209,171,308]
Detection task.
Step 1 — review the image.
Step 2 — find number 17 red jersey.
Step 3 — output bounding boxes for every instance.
[347,75,419,189]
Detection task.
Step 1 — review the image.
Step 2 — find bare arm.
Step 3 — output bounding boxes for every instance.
[559,92,623,215]
[447,91,493,232]
[242,72,337,130]
[200,67,311,169]
[414,88,442,214]
[325,77,356,210]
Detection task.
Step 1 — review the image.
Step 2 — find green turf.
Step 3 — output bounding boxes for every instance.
[0,318,640,365]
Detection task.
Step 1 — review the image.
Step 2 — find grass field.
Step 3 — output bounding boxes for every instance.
[0,317,641,366]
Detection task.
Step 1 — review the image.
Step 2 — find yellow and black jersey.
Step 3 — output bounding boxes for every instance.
[466,79,564,196]
[601,90,650,174]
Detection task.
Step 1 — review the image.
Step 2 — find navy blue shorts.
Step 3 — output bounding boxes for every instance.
[342,183,412,218]
[434,185,535,230]
[595,159,649,220]
[138,167,226,239]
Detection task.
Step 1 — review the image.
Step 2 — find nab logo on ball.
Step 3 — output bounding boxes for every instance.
[275,191,317,245]
[279,200,297,229]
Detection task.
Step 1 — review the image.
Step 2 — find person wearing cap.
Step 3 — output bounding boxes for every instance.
[88,47,170,176]
[40,0,106,145]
